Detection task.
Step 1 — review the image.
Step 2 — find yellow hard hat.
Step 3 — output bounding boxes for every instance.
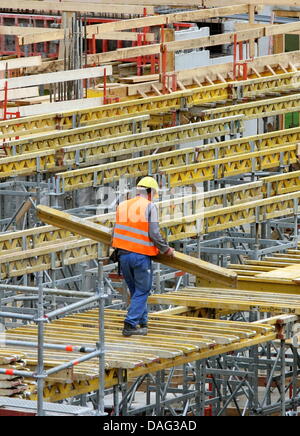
[137,176,159,194]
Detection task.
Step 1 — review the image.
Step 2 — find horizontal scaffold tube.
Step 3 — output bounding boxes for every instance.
[43,294,104,321]
[45,351,102,377]
[0,284,94,298]
[1,339,96,354]
[0,311,33,320]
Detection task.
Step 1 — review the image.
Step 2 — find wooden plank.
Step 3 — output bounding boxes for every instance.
[16,97,104,117]
[0,65,112,90]
[61,21,300,66]
[125,50,300,96]
[19,28,69,46]
[0,1,155,15]
[266,21,300,37]
[0,56,41,71]
[148,287,300,314]
[29,26,300,75]
[36,205,237,288]
[18,4,249,45]
[119,74,158,84]
[61,0,215,5]
[275,10,300,18]
[0,26,59,35]
[93,32,155,43]
[176,50,300,81]
[204,0,299,6]
[161,27,175,74]
[256,265,300,280]
[0,86,39,101]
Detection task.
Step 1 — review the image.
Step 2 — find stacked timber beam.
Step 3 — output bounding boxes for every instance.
[0,352,30,397]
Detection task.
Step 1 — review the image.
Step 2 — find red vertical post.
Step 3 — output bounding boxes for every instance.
[150,55,156,74]
[233,33,238,80]
[3,81,8,121]
[132,28,136,47]
[239,41,243,62]
[172,73,177,92]
[33,18,37,56]
[102,39,108,53]
[92,34,96,54]
[0,16,4,54]
[204,374,213,416]
[103,67,107,105]
[242,63,248,81]
[142,7,150,69]
[44,19,48,57]
[15,37,21,58]
[14,111,20,140]
[160,25,167,94]
[137,33,143,76]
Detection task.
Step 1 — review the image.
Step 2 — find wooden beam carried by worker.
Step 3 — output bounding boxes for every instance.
[37,205,237,288]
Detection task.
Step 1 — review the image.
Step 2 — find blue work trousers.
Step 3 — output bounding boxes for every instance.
[119,252,153,327]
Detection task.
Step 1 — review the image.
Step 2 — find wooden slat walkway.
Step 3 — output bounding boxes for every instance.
[1,309,275,389]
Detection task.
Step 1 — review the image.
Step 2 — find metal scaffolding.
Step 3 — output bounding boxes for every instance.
[1,4,300,416]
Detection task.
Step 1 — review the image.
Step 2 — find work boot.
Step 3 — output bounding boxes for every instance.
[140,323,148,334]
[122,322,147,337]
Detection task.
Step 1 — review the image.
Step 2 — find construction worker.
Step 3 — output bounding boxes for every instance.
[112,176,174,337]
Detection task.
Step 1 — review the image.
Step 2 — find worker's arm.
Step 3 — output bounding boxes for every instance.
[148,203,174,256]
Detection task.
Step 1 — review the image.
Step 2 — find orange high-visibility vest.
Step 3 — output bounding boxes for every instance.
[112,196,159,256]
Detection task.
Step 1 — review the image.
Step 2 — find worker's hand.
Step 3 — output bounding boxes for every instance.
[164,247,175,257]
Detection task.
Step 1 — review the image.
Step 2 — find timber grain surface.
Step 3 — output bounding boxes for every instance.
[2,309,275,382]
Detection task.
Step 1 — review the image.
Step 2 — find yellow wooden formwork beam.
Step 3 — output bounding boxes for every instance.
[204,0,298,7]
[4,115,149,155]
[0,84,230,140]
[0,175,298,280]
[8,110,300,164]
[164,144,298,188]
[55,143,298,193]
[0,180,266,256]
[0,169,298,280]
[1,67,300,140]
[0,115,242,178]
[37,205,237,288]
[0,181,266,256]
[36,329,278,402]
[196,267,300,293]
[201,93,300,121]
[2,124,300,181]
[162,190,300,239]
